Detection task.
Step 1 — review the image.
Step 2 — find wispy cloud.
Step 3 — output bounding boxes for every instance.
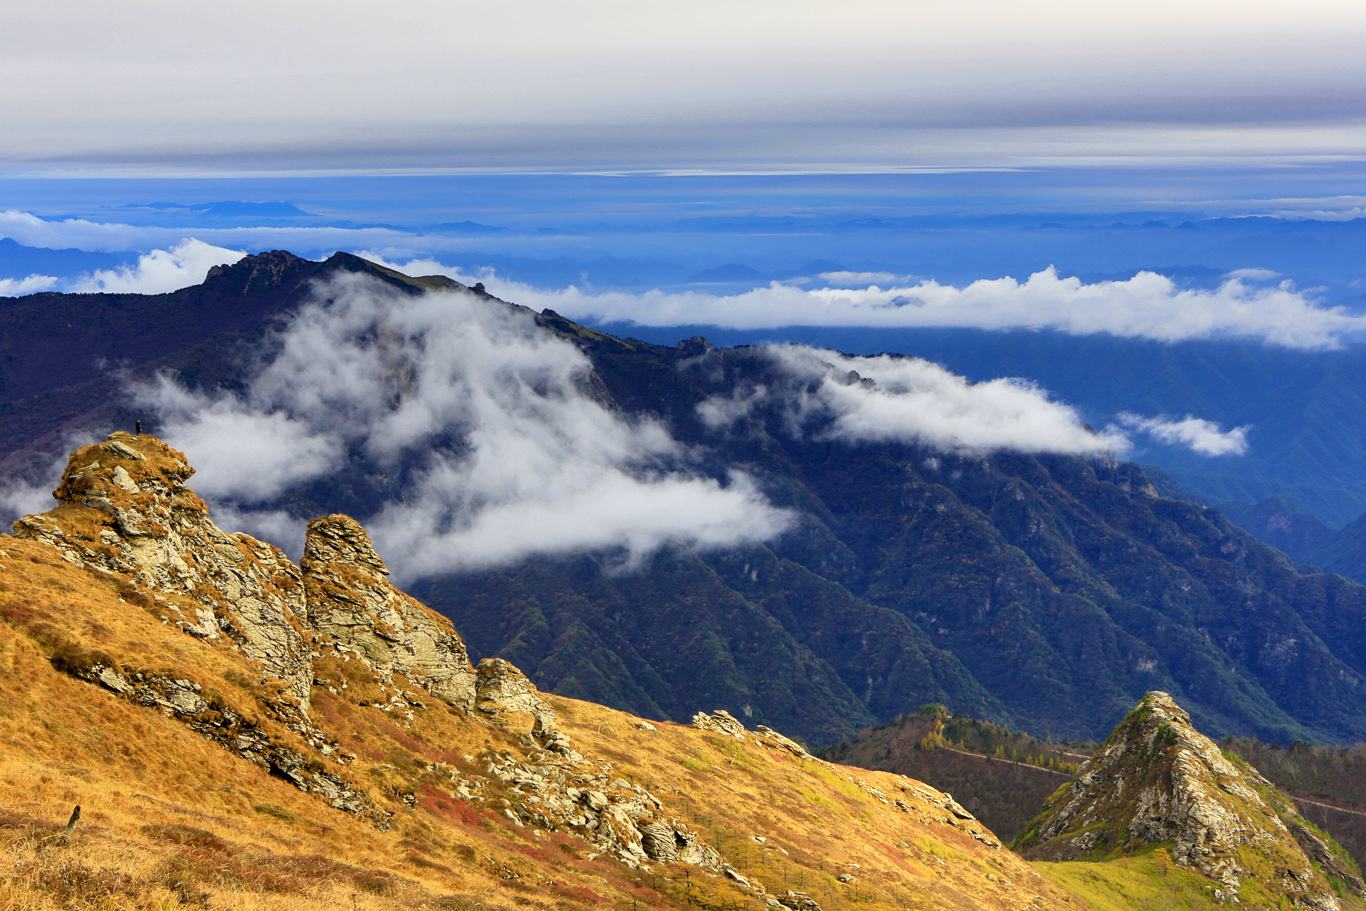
[1118,413,1250,457]
[701,346,1129,456]
[131,274,792,578]
[367,256,1366,351]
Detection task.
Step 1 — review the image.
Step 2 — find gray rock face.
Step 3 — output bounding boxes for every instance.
[13,433,313,711]
[475,657,557,733]
[477,745,721,871]
[301,515,477,709]
[1020,691,1346,909]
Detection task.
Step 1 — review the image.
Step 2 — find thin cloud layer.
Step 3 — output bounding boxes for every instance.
[1119,413,1250,457]
[133,274,792,578]
[71,239,247,294]
[0,210,413,256]
[701,346,1129,456]
[367,257,1366,350]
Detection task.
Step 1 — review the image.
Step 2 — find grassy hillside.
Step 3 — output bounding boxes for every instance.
[0,433,1076,911]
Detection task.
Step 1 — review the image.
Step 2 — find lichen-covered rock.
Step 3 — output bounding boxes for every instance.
[475,657,556,732]
[302,515,476,708]
[691,709,747,738]
[1018,691,1351,909]
[477,746,721,871]
[13,433,312,710]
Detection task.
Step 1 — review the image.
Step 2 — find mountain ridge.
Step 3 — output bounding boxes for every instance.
[7,253,1366,750]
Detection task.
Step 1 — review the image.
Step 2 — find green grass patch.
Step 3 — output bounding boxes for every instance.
[1033,846,1218,911]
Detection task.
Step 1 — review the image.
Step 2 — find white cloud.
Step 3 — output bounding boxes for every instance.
[361,257,1366,351]
[131,273,792,578]
[0,273,58,296]
[1118,413,1250,457]
[703,346,1128,456]
[1224,267,1279,282]
[70,238,247,294]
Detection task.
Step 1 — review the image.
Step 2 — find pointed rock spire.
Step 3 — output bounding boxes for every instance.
[301,514,476,709]
[1018,691,1357,908]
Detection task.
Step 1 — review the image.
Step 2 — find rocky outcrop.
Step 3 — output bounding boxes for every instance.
[13,433,312,710]
[15,434,739,880]
[476,747,721,871]
[301,515,476,709]
[1018,691,1352,908]
[475,657,557,733]
[691,709,747,738]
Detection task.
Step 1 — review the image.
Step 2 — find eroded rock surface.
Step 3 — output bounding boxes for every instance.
[13,433,312,709]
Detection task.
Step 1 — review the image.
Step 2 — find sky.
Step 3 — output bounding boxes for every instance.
[6,1,1366,175]
[2,2,1365,561]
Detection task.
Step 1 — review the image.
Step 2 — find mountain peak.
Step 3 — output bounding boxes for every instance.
[1019,691,1359,907]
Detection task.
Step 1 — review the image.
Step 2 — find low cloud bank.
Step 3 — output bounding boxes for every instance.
[133,274,792,578]
[0,274,58,296]
[1119,413,1250,457]
[70,239,246,294]
[367,255,1365,351]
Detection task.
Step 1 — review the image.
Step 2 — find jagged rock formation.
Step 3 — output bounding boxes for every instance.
[13,433,313,710]
[302,514,476,709]
[1018,691,1360,908]
[8,433,731,878]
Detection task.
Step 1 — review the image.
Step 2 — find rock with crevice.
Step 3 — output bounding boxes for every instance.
[301,514,476,709]
[13,433,312,710]
[1018,691,1352,909]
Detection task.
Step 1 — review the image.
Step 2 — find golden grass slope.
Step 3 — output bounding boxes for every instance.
[0,434,1079,911]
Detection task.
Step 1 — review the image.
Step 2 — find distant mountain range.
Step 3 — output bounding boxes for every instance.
[6,252,1366,752]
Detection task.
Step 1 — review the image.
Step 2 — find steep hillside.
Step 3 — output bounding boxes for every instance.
[0,432,1073,911]
[435,336,1366,747]
[8,253,1366,750]
[1019,692,1364,910]
[1316,512,1366,584]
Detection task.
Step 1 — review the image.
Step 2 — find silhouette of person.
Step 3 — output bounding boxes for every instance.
[134,419,142,435]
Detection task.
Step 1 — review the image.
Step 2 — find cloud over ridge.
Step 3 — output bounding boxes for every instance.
[133,274,793,578]
[1118,413,1250,457]
[699,346,1130,456]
